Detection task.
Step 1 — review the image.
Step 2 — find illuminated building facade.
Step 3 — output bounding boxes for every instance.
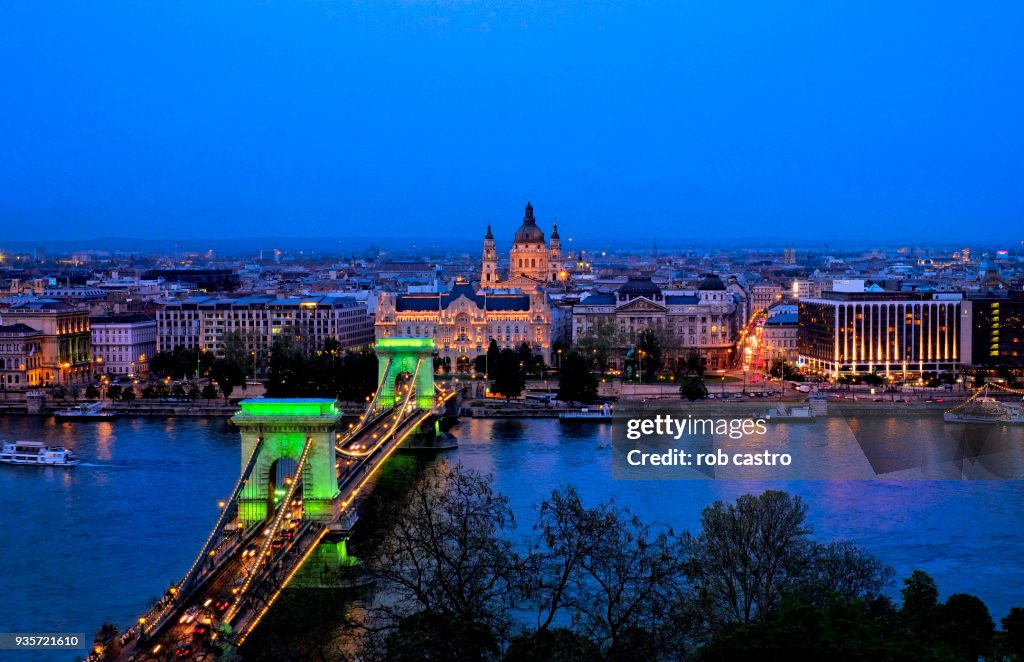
[571,275,741,371]
[0,300,92,386]
[798,291,962,378]
[90,314,157,378]
[763,312,799,363]
[376,280,553,371]
[155,295,374,358]
[0,323,44,389]
[481,202,568,290]
[961,292,1024,369]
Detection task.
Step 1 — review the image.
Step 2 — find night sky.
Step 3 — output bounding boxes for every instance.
[2,1,1022,244]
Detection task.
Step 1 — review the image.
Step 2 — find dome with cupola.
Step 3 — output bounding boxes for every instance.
[513,202,546,244]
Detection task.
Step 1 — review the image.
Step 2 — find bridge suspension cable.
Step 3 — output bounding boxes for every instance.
[334,358,393,452]
[130,432,267,639]
[337,356,423,459]
[174,432,266,596]
[222,433,317,624]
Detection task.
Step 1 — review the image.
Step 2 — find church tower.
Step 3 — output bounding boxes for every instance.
[481,224,498,287]
[550,223,565,282]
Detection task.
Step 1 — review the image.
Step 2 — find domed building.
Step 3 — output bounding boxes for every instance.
[481,202,567,290]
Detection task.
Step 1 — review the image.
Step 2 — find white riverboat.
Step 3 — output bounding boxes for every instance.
[0,441,80,466]
[54,401,117,422]
[944,397,1024,424]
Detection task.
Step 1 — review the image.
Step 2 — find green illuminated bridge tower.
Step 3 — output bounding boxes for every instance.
[375,337,437,410]
[234,399,342,524]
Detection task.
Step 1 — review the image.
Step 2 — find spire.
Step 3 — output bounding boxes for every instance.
[551,223,560,240]
[485,224,493,240]
[524,201,535,224]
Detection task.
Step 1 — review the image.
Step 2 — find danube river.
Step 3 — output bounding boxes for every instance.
[1,414,1023,660]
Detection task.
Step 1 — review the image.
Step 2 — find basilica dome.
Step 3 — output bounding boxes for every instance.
[513,201,546,244]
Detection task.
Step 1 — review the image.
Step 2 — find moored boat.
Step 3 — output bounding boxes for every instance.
[560,403,613,421]
[944,397,1024,424]
[764,405,816,422]
[54,401,118,422]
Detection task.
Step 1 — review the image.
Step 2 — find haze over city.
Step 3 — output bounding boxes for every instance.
[3,1,1023,244]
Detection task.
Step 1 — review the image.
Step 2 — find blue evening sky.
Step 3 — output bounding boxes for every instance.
[2,1,1022,244]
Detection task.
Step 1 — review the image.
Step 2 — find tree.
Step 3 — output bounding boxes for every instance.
[201,384,218,401]
[685,491,814,626]
[517,342,535,374]
[681,351,705,378]
[636,328,663,381]
[1002,606,1024,659]
[366,462,521,642]
[900,569,939,636]
[801,541,893,605]
[491,348,525,400]
[222,330,252,377]
[486,339,500,377]
[679,377,708,402]
[937,593,994,660]
[524,486,687,654]
[576,319,626,373]
[863,372,885,386]
[506,628,599,662]
[85,384,100,400]
[120,388,135,402]
[694,593,897,660]
[141,385,159,400]
[383,611,500,662]
[557,350,598,404]
[210,357,245,402]
[105,385,123,401]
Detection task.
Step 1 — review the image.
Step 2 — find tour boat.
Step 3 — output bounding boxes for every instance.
[0,441,80,466]
[54,401,117,421]
[944,397,1024,424]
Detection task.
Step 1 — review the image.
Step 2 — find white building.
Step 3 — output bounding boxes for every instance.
[90,314,157,378]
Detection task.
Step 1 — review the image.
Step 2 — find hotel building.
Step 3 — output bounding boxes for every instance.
[376,280,553,371]
[960,291,1024,369]
[155,295,374,358]
[798,284,962,378]
[90,314,157,378]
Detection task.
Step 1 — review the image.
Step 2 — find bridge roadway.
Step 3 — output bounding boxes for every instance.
[113,396,448,661]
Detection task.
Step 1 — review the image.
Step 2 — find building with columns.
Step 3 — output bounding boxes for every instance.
[0,300,92,386]
[376,280,553,371]
[481,202,568,290]
[798,287,962,378]
[571,275,742,371]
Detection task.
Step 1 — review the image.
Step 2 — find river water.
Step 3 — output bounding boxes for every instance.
[1,414,1022,661]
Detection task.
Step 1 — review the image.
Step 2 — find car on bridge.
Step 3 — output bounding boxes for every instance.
[178,605,201,624]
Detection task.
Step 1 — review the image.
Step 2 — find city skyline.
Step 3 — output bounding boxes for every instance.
[3,2,1023,243]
